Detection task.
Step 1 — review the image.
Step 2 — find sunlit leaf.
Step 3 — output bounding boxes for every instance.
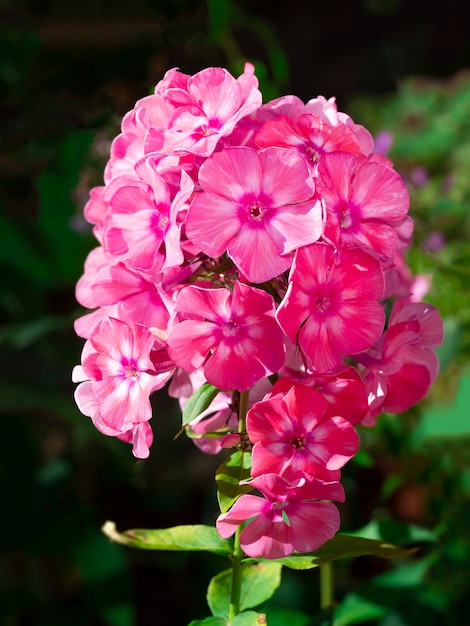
[182,382,221,427]
[216,449,253,512]
[207,562,282,619]
[102,522,232,556]
[250,534,416,570]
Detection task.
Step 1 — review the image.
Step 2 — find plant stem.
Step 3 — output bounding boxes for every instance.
[229,525,243,619]
[238,389,249,433]
[228,389,250,619]
[320,561,334,610]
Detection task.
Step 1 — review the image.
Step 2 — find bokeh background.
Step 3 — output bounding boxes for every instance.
[2,0,470,624]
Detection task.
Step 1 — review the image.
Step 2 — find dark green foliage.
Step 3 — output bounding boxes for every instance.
[2,0,470,624]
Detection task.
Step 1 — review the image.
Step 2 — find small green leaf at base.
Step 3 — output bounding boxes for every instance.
[208,562,282,619]
[102,521,231,556]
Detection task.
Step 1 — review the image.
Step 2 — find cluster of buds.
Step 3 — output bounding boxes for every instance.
[73,64,443,558]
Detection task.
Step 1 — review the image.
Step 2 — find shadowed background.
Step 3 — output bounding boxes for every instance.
[2,0,470,624]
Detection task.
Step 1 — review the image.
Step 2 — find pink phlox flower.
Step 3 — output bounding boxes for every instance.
[157,66,262,157]
[166,281,285,392]
[257,94,374,154]
[116,422,154,460]
[255,95,307,121]
[216,473,344,559]
[104,93,176,181]
[104,164,193,271]
[358,300,443,423]
[186,146,322,283]
[83,186,107,241]
[277,243,385,373]
[247,384,359,482]
[272,366,369,427]
[254,114,362,170]
[73,317,174,458]
[316,152,410,260]
[389,298,444,349]
[75,258,172,337]
[305,95,374,154]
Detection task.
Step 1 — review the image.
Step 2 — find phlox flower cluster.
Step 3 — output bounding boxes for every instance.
[73,63,444,559]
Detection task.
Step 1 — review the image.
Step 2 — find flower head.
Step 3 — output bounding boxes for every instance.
[216,473,344,559]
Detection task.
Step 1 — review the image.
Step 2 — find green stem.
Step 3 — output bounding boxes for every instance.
[228,389,250,619]
[228,525,243,619]
[238,389,249,433]
[320,561,334,610]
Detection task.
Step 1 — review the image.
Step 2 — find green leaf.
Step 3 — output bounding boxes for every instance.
[189,617,227,626]
[333,555,435,625]
[207,562,282,619]
[182,383,221,427]
[102,522,232,556]
[251,534,416,570]
[310,534,416,563]
[334,592,387,626]
[415,367,470,438]
[216,449,253,512]
[232,611,268,625]
[188,614,266,626]
[345,519,437,545]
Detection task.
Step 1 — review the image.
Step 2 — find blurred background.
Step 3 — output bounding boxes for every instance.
[1,0,470,624]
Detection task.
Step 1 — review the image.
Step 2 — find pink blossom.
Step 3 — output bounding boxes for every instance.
[254,113,362,168]
[104,164,193,272]
[166,281,285,391]
[358,300,443,422]
[274,361,369,426]
[73,317,174,457]
[257,94,374,154]
[317,152,411,260]
[105,93,176,181]
[216,473,344,559]
[277,243,385,373]
[75,258,172,338]
[186,146,322,283]
[247,385,359,481]
[155,66,262,157]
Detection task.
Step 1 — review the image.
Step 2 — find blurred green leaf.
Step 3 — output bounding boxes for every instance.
[345,519,437,545]
[334,556,435,625]
[264,607,312,626]
[334,593,387,625]
[415,367,470,438]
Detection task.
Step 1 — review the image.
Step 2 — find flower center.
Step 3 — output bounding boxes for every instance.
[291,436,306,449]
[340,207,353,229]
[315,295,331,313]
[123,365,139,379]
[249,203,263,219]
[305,145,320,163]
[222,320,239,337]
